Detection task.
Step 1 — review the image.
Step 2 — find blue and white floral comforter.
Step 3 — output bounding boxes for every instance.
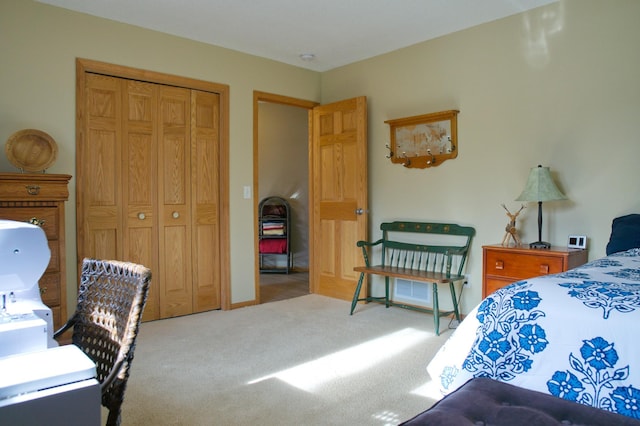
[427,248,640,419]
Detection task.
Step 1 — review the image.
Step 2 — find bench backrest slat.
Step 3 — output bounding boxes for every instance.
[377,221,475,278]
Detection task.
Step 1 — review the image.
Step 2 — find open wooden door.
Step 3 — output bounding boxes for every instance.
[310,96,368,300]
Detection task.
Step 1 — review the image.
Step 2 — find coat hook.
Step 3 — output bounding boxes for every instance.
[400,151,411,167]
[426,149,436,165]
[385,144,394,159]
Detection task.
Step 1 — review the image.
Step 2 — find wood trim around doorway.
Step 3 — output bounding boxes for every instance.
[252,91,318,306]
[76,58,231,310]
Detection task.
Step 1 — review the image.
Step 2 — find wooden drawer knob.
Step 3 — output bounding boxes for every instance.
[539,264,549,274]
[495,260,504,270]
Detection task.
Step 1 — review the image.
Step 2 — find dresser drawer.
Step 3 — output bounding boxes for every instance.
[39,272,61,306]
[484,250,564,279]
[485,278,513,296]
[483,245,588,299]
[0,206,59,239]
[47,241,60,273]
[0,175,69,201]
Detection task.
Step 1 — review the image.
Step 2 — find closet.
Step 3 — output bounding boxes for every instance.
[77,72,222,321]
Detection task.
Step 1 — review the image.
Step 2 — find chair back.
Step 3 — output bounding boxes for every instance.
[69,258,151,426]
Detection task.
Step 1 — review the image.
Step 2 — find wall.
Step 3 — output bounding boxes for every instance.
[320,0,640,312]
[0,0,320,308]
[258,102,309,269]
[2,0,639,315]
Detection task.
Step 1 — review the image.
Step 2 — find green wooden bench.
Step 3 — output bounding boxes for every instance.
[350,221,475,335]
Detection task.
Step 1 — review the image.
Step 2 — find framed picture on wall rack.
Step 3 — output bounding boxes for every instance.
[385,109,459,169]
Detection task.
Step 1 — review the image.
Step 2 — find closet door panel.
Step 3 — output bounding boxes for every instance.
[158,86,193,317]
[88,228,118,260]
[192,90,221,312]
[160,224,191,317]
[123,80,160,321]
[81,74,122,261]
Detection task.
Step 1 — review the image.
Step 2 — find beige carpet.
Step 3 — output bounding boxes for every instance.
[113,294,453,425]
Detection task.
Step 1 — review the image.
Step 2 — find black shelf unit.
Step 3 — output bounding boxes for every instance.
[258,196,292,273]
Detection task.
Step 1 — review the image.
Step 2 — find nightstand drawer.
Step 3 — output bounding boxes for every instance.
[485,250,564,279]
[482,244,588,298]
[485,278,512,296]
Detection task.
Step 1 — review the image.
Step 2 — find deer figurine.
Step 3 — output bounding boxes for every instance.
[501,204,526,247]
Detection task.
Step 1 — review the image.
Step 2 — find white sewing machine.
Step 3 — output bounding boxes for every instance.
[0,220,100,425]
[0,219,56,356]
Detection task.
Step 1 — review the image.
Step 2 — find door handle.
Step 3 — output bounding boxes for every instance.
[355,208,365,215]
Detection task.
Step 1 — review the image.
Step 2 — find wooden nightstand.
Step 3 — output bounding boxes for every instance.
[482,244,588,298]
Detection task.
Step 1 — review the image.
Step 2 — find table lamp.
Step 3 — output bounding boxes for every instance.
[515,165,567,249]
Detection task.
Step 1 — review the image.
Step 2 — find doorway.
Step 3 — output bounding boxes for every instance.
[253,92,317,303]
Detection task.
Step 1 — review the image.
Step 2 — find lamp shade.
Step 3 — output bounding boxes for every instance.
[516,165,567,202]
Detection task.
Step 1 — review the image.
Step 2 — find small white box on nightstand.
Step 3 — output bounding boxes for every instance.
[568,235,587,249]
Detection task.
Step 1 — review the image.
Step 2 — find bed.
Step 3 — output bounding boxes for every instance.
[426,214,640,421]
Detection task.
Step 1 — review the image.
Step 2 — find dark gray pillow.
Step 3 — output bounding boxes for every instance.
[606,213,640,255]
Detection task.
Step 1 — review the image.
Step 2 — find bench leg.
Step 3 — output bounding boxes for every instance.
[350,272,366,315]
[384,276,390,308]
[449,281,461,323]
[433,283,440,336]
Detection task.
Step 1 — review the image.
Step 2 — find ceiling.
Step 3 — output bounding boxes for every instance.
[37,0,557,72]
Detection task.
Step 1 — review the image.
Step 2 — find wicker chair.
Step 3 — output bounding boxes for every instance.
[54,258,152,426]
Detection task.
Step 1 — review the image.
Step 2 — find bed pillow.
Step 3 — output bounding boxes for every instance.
[606,213,640,255]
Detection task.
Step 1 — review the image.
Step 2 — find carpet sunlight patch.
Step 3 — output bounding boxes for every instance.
[248,327,433,392]
[411,379,443,401]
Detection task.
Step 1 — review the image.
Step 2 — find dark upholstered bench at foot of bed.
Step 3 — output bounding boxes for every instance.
[400,377,640,426]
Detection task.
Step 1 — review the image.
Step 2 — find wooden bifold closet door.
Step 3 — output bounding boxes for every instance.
[77,72,221,321]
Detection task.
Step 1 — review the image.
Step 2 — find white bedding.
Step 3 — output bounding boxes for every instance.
[427,248,640,419]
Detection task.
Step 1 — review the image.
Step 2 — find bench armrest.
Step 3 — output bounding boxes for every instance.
[356,238,384,248]
[356,239,384,267]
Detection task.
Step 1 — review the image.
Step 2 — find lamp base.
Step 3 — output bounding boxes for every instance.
[529,241,551,249]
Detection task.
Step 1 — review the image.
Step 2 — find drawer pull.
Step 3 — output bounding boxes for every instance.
[138,212,146,220]
[540,264,550,274]
[40,286,47,295]
[495,260,504,270]
[28,217,46,227]
[26,185,41,195]
[172,211,180,219]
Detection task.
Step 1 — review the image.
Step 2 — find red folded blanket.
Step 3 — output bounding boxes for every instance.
[259,239,287,254]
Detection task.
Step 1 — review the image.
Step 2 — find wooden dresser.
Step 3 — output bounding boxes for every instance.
[0,173,72,329]
[482,244,588,298]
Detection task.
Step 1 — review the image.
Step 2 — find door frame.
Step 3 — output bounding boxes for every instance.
[76,58,232,310]
[252,91,318,303]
